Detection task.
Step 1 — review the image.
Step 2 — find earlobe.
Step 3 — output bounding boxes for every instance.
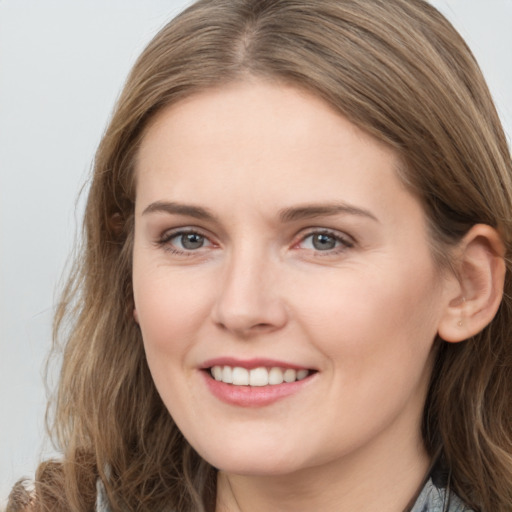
[437,224,505,343]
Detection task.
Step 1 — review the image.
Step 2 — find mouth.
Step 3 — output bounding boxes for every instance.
[201,360,317,407]
[207,365,315,386]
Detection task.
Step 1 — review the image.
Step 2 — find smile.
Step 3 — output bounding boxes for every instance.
[210,366,311,386]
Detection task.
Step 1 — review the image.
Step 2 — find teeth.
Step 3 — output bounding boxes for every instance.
[249,367,269,386]
[297,369,309,381]
[283,369,296,383]
[212,366,223,381]
[232,367,249,385]
[210,366,311,386]
[268,367,284,385]
[222,366,233,383]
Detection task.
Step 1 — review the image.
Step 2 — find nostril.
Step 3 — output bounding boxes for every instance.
[213,314,282,337]
[253,322,274,330]
[210,271,288,335]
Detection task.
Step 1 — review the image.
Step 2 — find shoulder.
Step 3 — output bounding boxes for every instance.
[410,477,474,512]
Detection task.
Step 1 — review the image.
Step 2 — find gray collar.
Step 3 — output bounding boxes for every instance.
[409,477,473,512]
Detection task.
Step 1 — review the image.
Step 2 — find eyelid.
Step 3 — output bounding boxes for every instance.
[293,227,356,252]
[158,226,208,242]
[156,226,217,254]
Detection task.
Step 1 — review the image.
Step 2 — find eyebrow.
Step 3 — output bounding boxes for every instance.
[141,200,378,223]
[142,201,216,220]
[278,203,379,223]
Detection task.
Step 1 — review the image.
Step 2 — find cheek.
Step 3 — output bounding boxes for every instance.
[289,266,441,449]
[133,266,214,359]
[133,269,215,421]
[292,261,442,375]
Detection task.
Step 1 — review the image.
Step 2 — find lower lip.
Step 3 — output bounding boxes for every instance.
[202,371,314,407]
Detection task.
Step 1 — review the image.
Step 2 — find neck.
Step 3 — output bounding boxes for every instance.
[215,428,430,512]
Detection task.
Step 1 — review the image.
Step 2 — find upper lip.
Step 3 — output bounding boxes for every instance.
[200,357,313,371]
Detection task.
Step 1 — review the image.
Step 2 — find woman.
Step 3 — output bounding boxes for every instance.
[8,0,512,511]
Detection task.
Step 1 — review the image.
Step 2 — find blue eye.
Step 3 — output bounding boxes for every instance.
[160,230,212,252]
[310,233,337,250]
[175,232,207,250]
[299,231,353,252]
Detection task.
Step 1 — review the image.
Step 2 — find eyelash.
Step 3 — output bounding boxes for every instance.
[295,229,355,255]
[156,227,355,256]
[157,228,213,256]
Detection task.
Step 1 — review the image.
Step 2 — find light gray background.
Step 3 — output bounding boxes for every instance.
[1,0,511,506]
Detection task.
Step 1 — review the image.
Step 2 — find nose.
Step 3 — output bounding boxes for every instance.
[211,248,288,338]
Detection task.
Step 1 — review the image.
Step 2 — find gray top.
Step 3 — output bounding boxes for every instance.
[409,477,473,512]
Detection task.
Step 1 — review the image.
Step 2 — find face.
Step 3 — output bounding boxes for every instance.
[132,81,453,477]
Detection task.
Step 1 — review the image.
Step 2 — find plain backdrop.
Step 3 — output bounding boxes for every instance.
[1,0,511,505]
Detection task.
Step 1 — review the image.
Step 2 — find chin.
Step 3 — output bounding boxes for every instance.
[194,438,308,476]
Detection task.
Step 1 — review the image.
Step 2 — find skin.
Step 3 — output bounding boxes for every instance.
[132,80,462,511]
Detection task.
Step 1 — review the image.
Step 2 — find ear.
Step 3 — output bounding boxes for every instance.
[437,224,506,343]
[133,308,139,324]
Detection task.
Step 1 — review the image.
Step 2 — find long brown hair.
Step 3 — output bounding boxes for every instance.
[8,1,512,511]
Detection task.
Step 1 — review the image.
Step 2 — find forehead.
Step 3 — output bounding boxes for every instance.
[134,80,415,223]
[136,80,400,170]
